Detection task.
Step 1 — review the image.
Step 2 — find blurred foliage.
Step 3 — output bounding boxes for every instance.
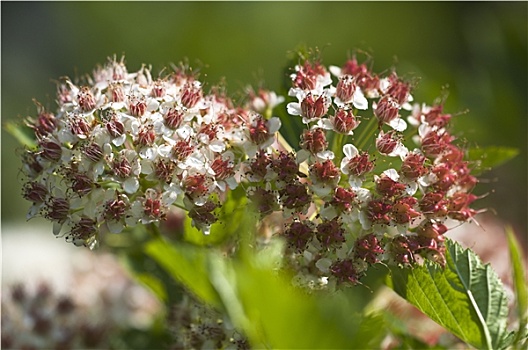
[2,2,526,234]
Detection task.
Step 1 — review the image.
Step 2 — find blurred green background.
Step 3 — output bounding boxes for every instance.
[2,2,526,236]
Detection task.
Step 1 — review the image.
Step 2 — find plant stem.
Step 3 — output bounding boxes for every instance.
[356,116,379,150]
[331,132,345,164]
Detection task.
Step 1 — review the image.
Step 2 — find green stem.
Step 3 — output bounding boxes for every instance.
[355,116,379,150]
[330,132,345,164]
[148,222,162,239]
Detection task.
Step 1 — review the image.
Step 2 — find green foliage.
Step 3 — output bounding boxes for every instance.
[145,239,223,309]
[109,318,173,350]
[388,239,510,349]
[4,121,36,149]
[506,227,528,348]
[143,201,389,348]
[183,186,248,246]
[467,146,519,175]
[146,235,388,349]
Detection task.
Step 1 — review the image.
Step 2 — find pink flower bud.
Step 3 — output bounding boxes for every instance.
[355,234,384,264]
[346,152,374,177]
[137,125,156,146]
[164,108,184,129]
[419,192,448,218]
[84,143,103,163]
[211,156,234,181]
[172,139,195,162]
[376,131,399,155]
[284,221,314,252]
[45,197,69,222]
[181,83,202,109]
[151,79,166,98]
[300,94,328,120]
[332,109,360,134]
[376,175,407,198]
[154,159,176,184]
[249,116,270,145]
[316,218,345,249]
[108,83,125,103]
[23,182,48,203]
[374,95,399,124]
[40,139,62,162]
[129,96,147,117]
[310,160,340,185]
[106,118,125,138]
[330,259,360,285]
[77,87,97,112]
[335,75,356,103]
[400,152,427,180]
[300,128,327,154]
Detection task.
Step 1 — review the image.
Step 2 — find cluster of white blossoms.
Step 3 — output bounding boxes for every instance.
[21,57,283,248]
[20,53,481,287]
[269,55,480,287]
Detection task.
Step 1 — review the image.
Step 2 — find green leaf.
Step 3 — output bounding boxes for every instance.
[506,226,528,348]
[183,186,248,246]
[467,146,519,175]
[211,254,385,349]
[118,247,184,307]
[389,239,509,349]
[4,121,37,148]
[144,238,222,308]
[147,206,386,348]
[134,273,168,303]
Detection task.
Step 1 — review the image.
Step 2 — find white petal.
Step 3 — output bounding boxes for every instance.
[53,222,64,236]
[123,177,139,194]
[177,125,193,139]
[352,88,368,110]
[383,168,399,181]
[317,118,334,130]
[216,181,227,192]
[342,144,358,159]
[147,99,160,112]
[209,140,226,153]
[296,149,310,163]
[328,65,342,77]
[340,158,350,174]
[315,258,332,273]
[355,188,371,205]
[316,150,335,161]
[405,182,418,196]
[267,117,282,134]
[93,162,105,177]
[310,184,332,197]
[379,78,390,94]
[140,159,154,174]
[226,177,238,190]
[139,147,156,160]
[359,210,371,230]
[26,205,40,220]
[319,205,337,220]
[389,117,407,132]
[348,176,363,190]
[391,143,408,158]
[107,220,124,234]
[162,190,177,206]
[286,102,302,116]
[157,144,172,157]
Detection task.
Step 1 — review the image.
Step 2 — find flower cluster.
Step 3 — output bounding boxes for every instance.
[19,53,481,287]
[168,295,249,350]
[21,57,283,248]
[258,54,480,287]
[1,283,108,349]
